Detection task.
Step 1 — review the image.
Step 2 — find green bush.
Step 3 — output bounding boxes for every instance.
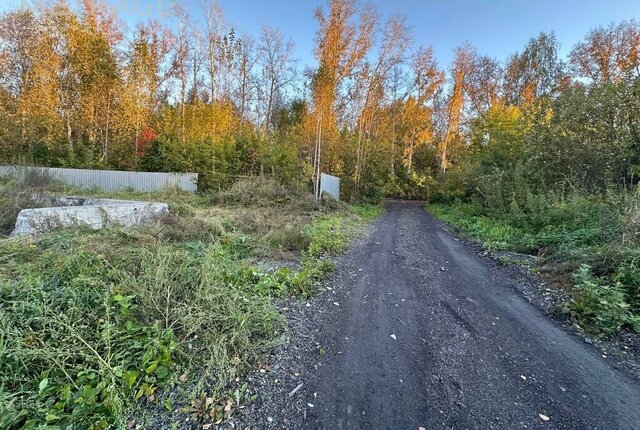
[571,265,640,334]
[613,254,640,314]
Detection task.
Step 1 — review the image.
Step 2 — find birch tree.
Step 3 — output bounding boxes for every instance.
[257,26,296,134]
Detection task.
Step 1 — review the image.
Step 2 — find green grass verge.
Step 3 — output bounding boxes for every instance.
[428,200,640,335]
[252,204,383,298]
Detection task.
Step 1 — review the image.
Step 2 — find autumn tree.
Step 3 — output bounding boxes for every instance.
[171,2,190,146]
[122,22,175,161]
[399,46,444,174]
[0,8,41,149]
[203,0,225,101]
[311,0,376,195]
[235,34,256,122]
[570,20,640,83]
[503,32,565,105]
[441,44,474,172]
[465,54,502,117]
[351,15,410,190]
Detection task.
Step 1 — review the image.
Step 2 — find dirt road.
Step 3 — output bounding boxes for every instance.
[303,200,640,429]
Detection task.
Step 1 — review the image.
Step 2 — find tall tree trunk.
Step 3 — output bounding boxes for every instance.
[313,113,323,200]
[354,115,365,191]
[265,78,275,135]
[104,92,111,161]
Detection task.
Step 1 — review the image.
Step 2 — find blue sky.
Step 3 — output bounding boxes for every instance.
[5,0,640,69]
[181,0,639,69]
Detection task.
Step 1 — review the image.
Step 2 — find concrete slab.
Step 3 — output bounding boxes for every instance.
[11,198,169,236]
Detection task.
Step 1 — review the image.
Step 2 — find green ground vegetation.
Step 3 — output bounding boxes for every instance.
[429,197,640,335]
[0,175,381,429]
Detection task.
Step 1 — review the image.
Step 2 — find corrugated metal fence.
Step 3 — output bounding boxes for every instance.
[0,166,198,192]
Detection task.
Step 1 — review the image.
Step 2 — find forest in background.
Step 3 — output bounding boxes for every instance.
[1,0,636,200]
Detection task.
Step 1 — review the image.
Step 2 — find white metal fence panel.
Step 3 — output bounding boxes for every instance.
[0,166,198,192]
[320,173,340,201]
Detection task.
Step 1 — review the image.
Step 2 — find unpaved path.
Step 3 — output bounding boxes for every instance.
[304,200,640,429]
[228,200,640,430]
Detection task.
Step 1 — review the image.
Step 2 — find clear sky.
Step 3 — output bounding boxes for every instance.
[182,0,640,69]
[5,0,640,69]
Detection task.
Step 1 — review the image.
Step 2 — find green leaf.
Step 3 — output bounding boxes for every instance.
[155,365,170,380]
[45,414,60,422]
[145,361,158,374]
[38,378,48,394]
[135,383,148,400]
[163,399,173,411]
[122,370,139,388]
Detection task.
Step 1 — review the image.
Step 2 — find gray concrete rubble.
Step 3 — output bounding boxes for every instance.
[11,197,169,236]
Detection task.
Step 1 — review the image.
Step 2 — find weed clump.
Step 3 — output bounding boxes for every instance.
[210,178,308,207]
[571,265,640,334]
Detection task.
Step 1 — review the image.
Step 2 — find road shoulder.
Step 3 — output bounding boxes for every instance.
[431,212,640,384]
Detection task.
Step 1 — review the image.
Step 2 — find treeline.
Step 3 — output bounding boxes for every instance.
[436,25,640,209]
[0,0,639,199]
[424,19,640,333]
[0,0,303,190]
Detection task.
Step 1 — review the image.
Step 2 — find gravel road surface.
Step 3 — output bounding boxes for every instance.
[305,200,640,430]
[229,200,640,430]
